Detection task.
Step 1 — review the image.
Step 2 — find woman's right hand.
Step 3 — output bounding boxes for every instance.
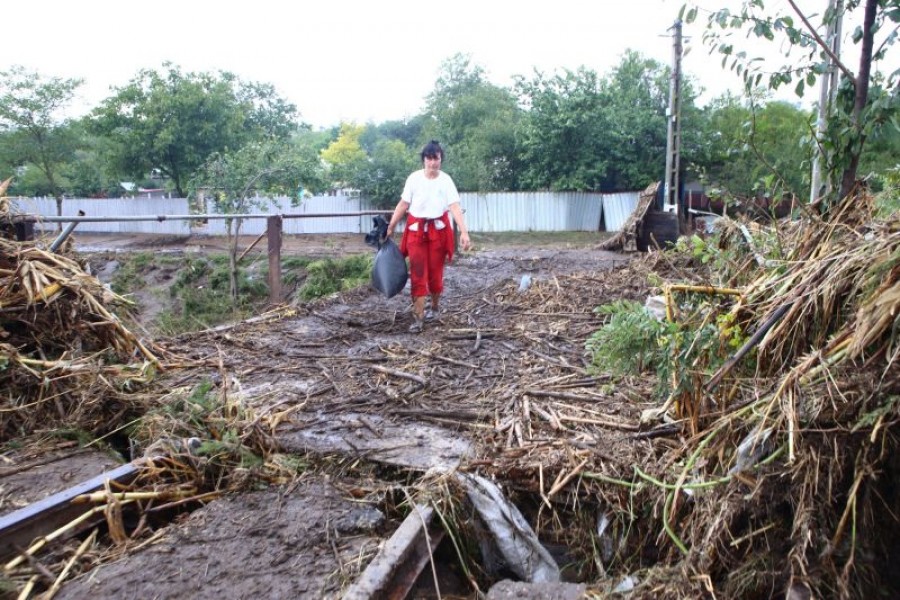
[459,231,471,251]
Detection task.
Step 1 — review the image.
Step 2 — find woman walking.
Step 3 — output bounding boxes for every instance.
[386,140,471,332]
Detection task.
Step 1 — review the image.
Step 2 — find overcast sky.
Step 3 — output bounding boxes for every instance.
[3,0,892,129]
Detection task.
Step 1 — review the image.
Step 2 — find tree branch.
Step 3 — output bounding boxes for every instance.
[873,24,900,65]
[785,0,856,85]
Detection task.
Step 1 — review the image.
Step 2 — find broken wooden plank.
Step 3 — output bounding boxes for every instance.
[343,504,444,600]
[0,461,142,562]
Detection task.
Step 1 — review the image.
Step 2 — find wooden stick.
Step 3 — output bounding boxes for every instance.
[238,229,268,263]
[145,490,222,514]
[4,501,134,572]
[705,302,792,392]
[44,529,97,599]
[72,490,194,504]
[16,575,38,600]
[530,404,560,430]
[667,284,743,297]
[524,389,605,402]
[369,364,427,387]
[523,397,532,439]
[417,349,479,369]
[556,414,639,431]
[539,464,552,509]
[548,458,589,497]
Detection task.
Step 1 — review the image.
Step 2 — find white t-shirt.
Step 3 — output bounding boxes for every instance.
[401,170,460,219]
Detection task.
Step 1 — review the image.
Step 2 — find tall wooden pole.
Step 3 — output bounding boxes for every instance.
[664,20,683,217]
[267,215,283,304]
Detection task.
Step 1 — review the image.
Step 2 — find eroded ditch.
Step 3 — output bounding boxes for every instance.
[4,242,652,598]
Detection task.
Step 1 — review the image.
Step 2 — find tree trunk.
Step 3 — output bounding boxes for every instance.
[838,0,877,200]
[47,161,63,229]
[229,218,242,303]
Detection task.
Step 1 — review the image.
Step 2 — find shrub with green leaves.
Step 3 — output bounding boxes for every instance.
[586,300,672,375]
[587,296,748,398]
[105,251,375,334]
[132,379,269,479]
[158,256,264,334]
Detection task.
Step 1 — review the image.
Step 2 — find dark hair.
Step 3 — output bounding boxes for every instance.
[420,140,444,162]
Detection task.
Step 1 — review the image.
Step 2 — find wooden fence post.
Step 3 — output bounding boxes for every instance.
[267,215,283,304]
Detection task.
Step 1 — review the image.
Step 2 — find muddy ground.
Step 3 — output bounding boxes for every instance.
[5,230,656,599]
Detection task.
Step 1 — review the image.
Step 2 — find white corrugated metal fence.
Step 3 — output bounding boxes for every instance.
[11,190,641,234]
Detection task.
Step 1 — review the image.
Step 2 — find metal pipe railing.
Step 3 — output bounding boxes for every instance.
[16,211,392,223]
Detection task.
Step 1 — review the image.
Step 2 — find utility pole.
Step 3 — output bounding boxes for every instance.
[664,19,683,219]
[810,0,844,203]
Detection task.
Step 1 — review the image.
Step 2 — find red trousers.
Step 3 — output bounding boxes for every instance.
[406,227,447,297]
[400,212,455,298]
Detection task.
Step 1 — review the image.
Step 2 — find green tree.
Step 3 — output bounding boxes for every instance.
[684,0,900,207]
[514,67,610,191]
[0,66,83,216]
[320,122,368,189]
[190,140,321,301]
[291,127,334,174]
[514,52,701,193]
[91,63,300,197]
[423,54,521,191]
[856,86,900,184]
[53,120,123,198]
[359,118,424,153]
[697,94,812,203]
[351,139,419,208]
[598,50,673,191]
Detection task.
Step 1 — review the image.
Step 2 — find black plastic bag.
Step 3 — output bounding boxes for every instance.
[371,238,408,298]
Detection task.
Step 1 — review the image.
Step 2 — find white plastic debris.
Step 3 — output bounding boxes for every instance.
[518,274,533,293]
[729,426,774,475]
[458,473,560,583]
[644,295,667,321]
[613,575,638,593]
[596,512,616,565]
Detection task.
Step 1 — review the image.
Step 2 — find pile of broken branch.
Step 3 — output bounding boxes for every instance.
[0,188,158,442]
[569,193,900,598]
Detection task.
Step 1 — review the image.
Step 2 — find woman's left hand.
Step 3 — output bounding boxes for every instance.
[460,232,472,251]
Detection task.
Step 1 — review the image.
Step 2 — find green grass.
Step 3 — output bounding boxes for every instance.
[471,230,612,248]
[156,255,266,334]
[110,251,156,294]
[109,252,373,335]
[299,254,373,301]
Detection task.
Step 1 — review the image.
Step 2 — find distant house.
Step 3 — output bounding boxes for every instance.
[683,180,794,218]
[684,181,711,213]
[119,182,169,198]
[137,188,169,198]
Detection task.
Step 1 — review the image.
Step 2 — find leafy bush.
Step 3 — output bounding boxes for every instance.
[587,296,748,398]
[107,252,375,334]
[586,300,672,375]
